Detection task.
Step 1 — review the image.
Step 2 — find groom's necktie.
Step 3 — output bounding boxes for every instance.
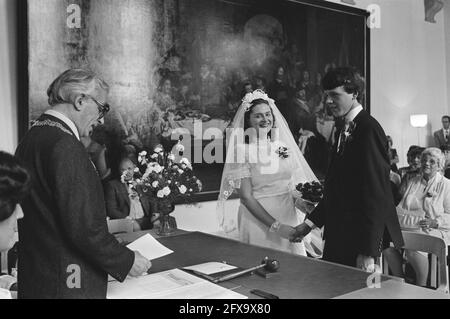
[335,117,346,153]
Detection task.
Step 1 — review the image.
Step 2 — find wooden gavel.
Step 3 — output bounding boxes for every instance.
[213,257,279,283]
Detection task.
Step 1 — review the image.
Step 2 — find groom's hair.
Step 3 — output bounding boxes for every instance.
[322,67,365,103]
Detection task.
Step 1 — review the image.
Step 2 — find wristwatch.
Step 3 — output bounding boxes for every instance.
[269,220,281,233]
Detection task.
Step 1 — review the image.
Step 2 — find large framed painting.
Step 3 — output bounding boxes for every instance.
[18,0,370,202]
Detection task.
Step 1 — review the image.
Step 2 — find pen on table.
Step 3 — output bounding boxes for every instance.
[250,289,279,299]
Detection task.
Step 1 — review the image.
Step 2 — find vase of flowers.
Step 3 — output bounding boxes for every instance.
[122,139,202,236]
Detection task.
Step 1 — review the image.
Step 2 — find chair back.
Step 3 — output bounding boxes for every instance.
[107,218,134,234]
[401,231,448,293]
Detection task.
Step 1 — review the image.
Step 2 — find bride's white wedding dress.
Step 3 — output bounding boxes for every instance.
[218,90,319,257]
[236,141,308,256]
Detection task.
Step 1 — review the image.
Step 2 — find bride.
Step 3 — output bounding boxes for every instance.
[217,90,319,255]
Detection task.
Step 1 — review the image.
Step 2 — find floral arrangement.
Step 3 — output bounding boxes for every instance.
[121,142,202,205]
[241,89,274,112]
[295,181,324,203]
[275,146,289,159]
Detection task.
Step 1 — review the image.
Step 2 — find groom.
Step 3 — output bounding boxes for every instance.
[291,67,403,271]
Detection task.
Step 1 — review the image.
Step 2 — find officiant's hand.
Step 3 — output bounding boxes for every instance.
[289,223,312,242]
[129,251,152,277]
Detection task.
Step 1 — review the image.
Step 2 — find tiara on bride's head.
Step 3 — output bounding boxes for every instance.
[241,89,274,112]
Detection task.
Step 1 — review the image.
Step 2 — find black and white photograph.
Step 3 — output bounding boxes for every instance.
[1,0,450,301]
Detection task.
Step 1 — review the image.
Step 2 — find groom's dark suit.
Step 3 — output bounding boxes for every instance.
[307,109,404,267]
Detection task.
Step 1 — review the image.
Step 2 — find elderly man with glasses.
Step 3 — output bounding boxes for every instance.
[15,69,151,299]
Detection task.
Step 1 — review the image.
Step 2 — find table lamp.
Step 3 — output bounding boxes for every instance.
[410,114,428,146]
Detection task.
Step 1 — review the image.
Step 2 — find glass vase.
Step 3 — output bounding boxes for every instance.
[157,200,176,236]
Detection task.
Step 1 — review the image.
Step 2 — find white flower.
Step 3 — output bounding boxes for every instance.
[152,181,159,188]
[134,167,140,173]
[176,143,185,153]
[157,190,165,198]
[151,153,158,159]
[178,169,184,174]
[181,164,187,170]
[224,191,230,197]
[180,157,190,164]
[139,151,147,156]
[136,179,141,184]
[153,164,163,173]
[179,185,187,194]
[154,146,163,153]
[138,156,142,163]
[168,180,172,184]
[168,153,175,161]
[162,186,171,196]
[228,180,235,187]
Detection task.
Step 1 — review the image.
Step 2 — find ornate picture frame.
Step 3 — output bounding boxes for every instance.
[18,0,370,202]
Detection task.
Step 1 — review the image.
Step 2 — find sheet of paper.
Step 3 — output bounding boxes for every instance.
[107,268,247,299]
[183,262,237,275]
[126,233,173,260]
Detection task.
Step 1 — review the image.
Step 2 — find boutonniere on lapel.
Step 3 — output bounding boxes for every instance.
[344,121,357,143]
[338,121,357,155]
[275,146,289,159]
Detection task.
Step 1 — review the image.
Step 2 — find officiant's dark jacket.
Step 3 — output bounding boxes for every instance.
[15,114,135,299]
[308,110,404,267]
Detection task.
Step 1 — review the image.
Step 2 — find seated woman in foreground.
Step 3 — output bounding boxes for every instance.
[0,151,30,299]
[384,147,450,287]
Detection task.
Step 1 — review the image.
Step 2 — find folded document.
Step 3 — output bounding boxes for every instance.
[107,268,247,299]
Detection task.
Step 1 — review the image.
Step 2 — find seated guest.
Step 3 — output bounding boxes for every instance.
[0,151,30,299]
[387,135,399,173]
[441,145,450,178]
[398,146,425,197]
[384,147,450,287]
[104,157,158,231]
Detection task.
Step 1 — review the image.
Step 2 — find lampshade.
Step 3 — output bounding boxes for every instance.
[410,114,428,128]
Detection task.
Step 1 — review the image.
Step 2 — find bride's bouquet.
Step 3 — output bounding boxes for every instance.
[293,181,323,214]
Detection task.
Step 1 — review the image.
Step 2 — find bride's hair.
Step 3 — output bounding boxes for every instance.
[243,98,276,144]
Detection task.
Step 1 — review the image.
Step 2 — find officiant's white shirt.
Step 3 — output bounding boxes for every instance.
[45,109,80,141]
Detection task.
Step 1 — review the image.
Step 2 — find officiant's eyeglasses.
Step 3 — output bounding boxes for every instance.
[85,95,110,119]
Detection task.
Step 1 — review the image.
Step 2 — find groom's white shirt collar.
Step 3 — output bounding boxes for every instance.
[44,109,80,141]
[345,104,363,124]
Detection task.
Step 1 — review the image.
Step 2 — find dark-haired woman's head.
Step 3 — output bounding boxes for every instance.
[0,151,30,251]
[322,67,365,118]
[243,98,275,143]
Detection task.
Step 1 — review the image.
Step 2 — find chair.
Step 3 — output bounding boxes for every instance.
[383,230,448,293]
[1,231,18,275]
[107,218,134,235]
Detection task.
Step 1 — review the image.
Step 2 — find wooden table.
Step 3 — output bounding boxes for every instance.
[117,230,449,299]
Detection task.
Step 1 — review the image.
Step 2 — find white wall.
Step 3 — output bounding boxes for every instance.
[327,0,448,167]
[0,0,18,153]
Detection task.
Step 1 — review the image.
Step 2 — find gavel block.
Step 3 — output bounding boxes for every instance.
[255,267,280,279]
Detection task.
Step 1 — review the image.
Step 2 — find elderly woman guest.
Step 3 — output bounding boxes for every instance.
[384,147,450,287]
[0,151,30,299]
